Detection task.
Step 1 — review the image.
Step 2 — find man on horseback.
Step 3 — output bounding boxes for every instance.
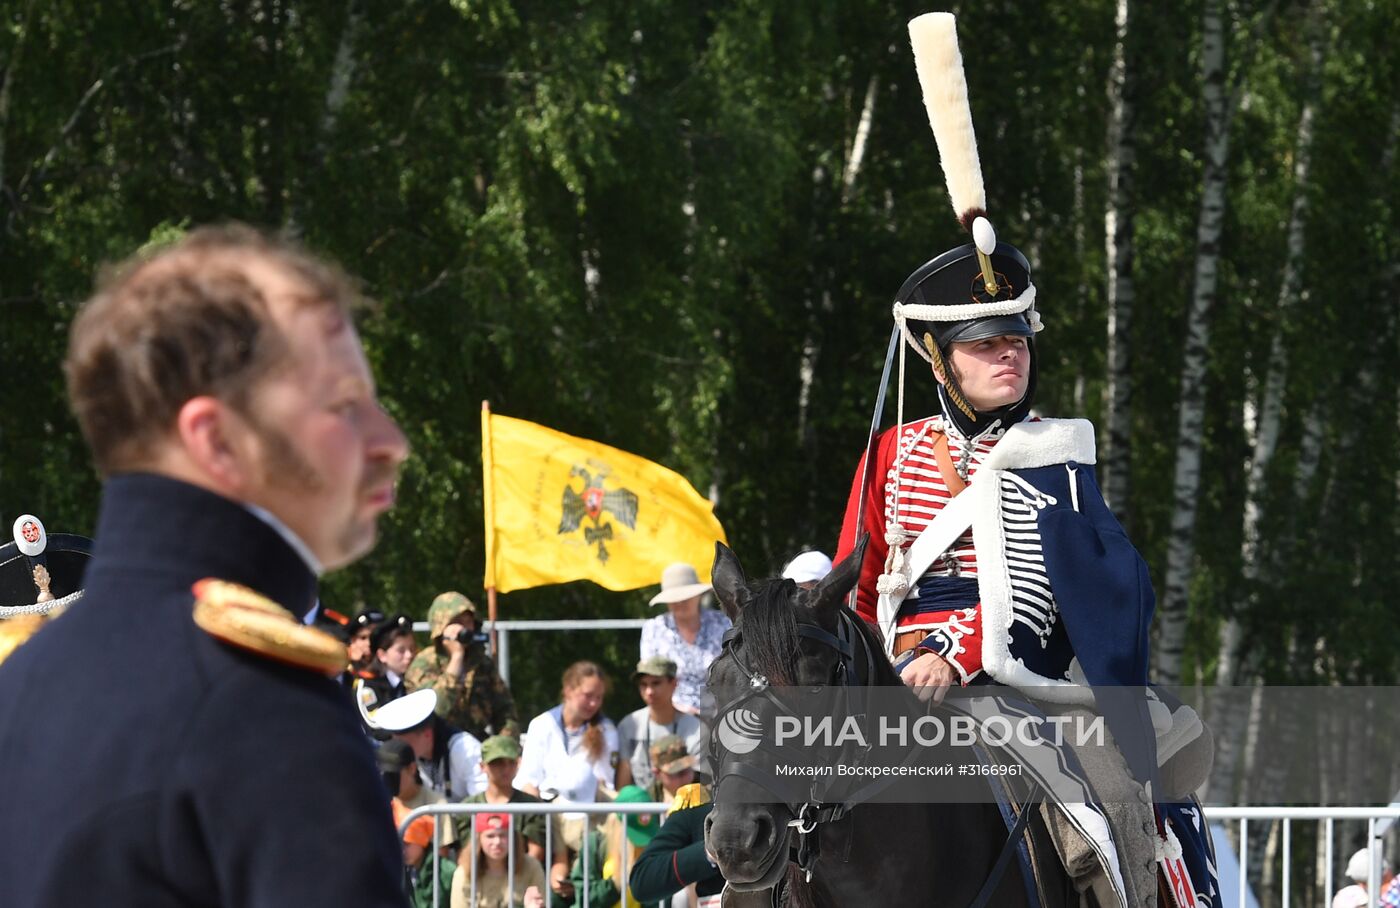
[833,13,1218,908]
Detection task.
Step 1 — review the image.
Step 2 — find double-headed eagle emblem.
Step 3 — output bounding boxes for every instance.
[558,463,638,563]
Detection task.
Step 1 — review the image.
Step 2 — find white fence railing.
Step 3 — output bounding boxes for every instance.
[1202,807,1400,908]
[401,800,1398,908]
[400,799,669,908]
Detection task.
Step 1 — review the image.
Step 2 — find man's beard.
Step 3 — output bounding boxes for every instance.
[251,414,325,494]
[241,409,397,561]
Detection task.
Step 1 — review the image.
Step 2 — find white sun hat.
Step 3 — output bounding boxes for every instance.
[648,563,712,606]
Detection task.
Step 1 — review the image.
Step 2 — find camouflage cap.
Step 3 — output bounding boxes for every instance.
[649,734,695,774]
[632,656,678,680]
[427,591,477,638]
[480,734,522,763]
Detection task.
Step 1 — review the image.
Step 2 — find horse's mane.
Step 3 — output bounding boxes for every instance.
[737,579,801,685]
[784,865,824,908]
[740,578,904,688]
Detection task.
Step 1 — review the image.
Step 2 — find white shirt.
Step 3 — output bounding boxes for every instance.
[616,706,708,790]
[515,707,618,811]
[1330,885,1368,908]
[418,730,486,801]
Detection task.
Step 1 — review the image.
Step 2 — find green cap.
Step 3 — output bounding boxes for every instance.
[632,656,678,680]
[480,734,522,763]
[614,784,660,847]
[649,734,695,775]
[428,591,477,638]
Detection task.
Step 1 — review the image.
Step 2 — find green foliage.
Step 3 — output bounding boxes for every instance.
[1,0,1396,717]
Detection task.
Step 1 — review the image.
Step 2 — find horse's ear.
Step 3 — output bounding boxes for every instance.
[711,542,749,622]
[810,534,869,622]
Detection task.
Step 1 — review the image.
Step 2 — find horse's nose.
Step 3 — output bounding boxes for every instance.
[743,812,774,853]
[707,807,778,874]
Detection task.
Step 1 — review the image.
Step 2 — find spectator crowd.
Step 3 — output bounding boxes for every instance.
[318,552,831,908]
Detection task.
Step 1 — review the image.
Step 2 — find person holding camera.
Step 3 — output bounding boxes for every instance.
[406,591,517,742]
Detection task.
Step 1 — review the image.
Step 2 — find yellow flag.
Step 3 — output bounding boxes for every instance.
[482,411,726,594]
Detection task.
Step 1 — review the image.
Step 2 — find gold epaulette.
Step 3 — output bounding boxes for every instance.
[0,614,48,667]
[192,578,346,674]
[670,782,712,813]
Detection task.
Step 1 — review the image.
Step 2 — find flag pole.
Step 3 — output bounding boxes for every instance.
[480,400,499,653]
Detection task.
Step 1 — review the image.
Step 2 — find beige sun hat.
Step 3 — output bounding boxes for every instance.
[648,563,712,606]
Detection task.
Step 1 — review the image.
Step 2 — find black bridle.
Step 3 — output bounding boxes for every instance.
[710,602,1040,908]
[710,605,902,879]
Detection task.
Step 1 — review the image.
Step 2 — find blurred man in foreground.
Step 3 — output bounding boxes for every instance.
[0,224,411,907]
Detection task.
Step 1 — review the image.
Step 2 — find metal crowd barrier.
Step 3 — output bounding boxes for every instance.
[1202,806,1400,908]
[411,618,649,685]
[399,799,669,908]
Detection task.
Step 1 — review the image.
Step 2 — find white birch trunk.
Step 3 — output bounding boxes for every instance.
[1239,680,1265,801]
[1102,0,1137,516]
[1257,816,1280,906]
[1156,0,1233,684]
[0,1,35,216]
[796,299,823,446]
[798,73,877,446]
[1206,3,1323,803]
[318,3,360,140]
[285,0,361,235]
[1238,0,1321,587]
[840,73,878,205]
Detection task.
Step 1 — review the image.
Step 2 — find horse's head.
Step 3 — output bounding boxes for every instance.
[701,537,871,891]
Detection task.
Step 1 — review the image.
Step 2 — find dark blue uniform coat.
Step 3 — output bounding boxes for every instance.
[0,474,406,907]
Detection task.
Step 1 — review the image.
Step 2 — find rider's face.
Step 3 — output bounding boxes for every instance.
[935,335,1030,412]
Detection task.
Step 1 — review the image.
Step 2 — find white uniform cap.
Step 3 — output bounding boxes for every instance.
[782,551,833,584]
[369,688,437,733]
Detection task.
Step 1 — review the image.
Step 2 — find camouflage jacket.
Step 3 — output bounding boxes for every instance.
[404,649,517,742]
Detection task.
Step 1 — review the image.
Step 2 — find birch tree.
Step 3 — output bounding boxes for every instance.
[1156,0,1245,683]
[1205,0,1325,801]
[285,0,362,237]
[1102,0,1136,518]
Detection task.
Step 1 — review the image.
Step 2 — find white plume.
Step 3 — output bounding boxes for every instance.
[908,13,986,225]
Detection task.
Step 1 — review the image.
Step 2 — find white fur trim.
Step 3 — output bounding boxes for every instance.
[982,418,1096,469]
[907,14,985,220]
[970,420,1098,703]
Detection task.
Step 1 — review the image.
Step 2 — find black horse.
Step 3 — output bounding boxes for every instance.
[703,540,1077,908]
